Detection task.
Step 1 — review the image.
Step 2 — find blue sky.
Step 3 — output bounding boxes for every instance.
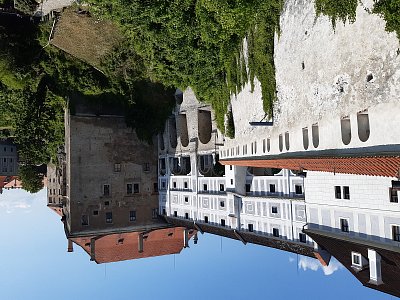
[0,189,394,300]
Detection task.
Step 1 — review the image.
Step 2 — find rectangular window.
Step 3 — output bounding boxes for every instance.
[352,252,361,266]
[340,218,349,232]
[153,182,158,193]
[81,215,88,226]
[143,163,150,172]
[299,233,307,243]
[185,213,189,219]
[184,196,189,203]
[230,166,233,170]
[230,179,233,185]
[174,211,178,217]
[114,163,121,172]
[390,188,399,203]
[105,212,113,223]
[184,182,188,189]
[103,184,110,196]
[392,225,400,242]
[246,184,251,193]
[343,186,350,199]
[271,206,278,214]
[335,186,341,199]
[270,184,276,193]
[152,208,158,219]
[93,210,99,216]
[219,184,225,192]
[204,216,209,223]
[203,184,208,191]
[220,201,225,208]
[162,181,166,188]
[221,219,226,227]
[295,185,303,195]
[273,228,279,237]
[173,181,177,188]
[104,201,110,206]
[127,183,133,195]
[129,210,136,221]
[133,183,140,194]
[248,224,254,232]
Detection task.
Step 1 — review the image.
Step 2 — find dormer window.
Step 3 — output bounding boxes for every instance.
[351,252,367,270]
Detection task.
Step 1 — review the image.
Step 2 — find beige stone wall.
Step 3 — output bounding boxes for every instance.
[66,115,160,235]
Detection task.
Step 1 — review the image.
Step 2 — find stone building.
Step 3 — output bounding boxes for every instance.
[63,110,163,237]
[0,140,18,176]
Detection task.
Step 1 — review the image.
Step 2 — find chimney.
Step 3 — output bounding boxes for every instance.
[138,233,144,253]
[90,238,96,261]
[193,232,198,245]
[67,239,74,252]
[368,249,383,285]
[183,228,189,248]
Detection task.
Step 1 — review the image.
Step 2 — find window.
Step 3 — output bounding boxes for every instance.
[390,188,399,203]
[295,185,303,195]
[81,214,88,226]
[127,183,133,195]
[230,179,233,185]
[230,165,233,170]
[220,201,225,208]
[114,163,121,172]
[162,181,166,189]
[335,186,341,199]
[162,208,166,215]
[219,184,225,192]
[184,181,188,189]
[184,196,189,203]
[248,224,254,232]
[173,181,177,188]
[133,183,140,193]
[343,186,350,199]
[106,212,113,223]
[299,233,307,243]
[129,210,136,221]
[103,184,110,196]
[185,213,189,219]
[221,219,226,227]
[352,252,361,267]
[153,182,158,193]
[270,184,276,193]
[246,184,251,193]
[152,208,158,219]
[271,206,278,214]
[93,210,99,216]
[340,218,349,232]
[48,197,53,203]
[104,201,110,206]
[393,225,400,242]
[273,228,279,237]
[118,238,124,245]
[143,163,150,172]
[203,184,208,191]
[174,211,178,217]
[204,216,209,223]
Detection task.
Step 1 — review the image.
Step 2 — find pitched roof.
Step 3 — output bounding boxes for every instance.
[71,227,194,264]
[305,228,400,298]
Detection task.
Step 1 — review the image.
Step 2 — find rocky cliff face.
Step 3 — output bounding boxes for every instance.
[230,0,400,141]
[274,0,400,129]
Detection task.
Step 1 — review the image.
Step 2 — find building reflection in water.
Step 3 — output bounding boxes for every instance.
[47,97,400,298]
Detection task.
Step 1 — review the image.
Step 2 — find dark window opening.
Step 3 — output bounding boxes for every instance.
[133,183,140,194]
[246,184,251,193]
[390,188,398,203]
[340,218,349,232]
[184,182,188,189]
[93,210,98,216]
[343,186,350,200]
[106,212,113,223]
[129,210,136,221]
[271,206,278,214]
[270,184,276,193]
[103,184,110,196]
[204,216,209,223]
[273,228,279,237]
[203,184,208,191]
[81,215,88,226]
[299,233,307,243]
[393,226,400,242]
[220,201,225,208]
[219,184,225,192]
[174,211,178,217]
[295,185,303,195]
[335,186,341,199]
[248,224,254,232]
[127,184,133,194]
[185,213,189,219]
[221,219,226,227]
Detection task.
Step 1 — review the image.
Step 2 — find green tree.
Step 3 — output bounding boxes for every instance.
[19,164,44,194]
[373,0,400,39]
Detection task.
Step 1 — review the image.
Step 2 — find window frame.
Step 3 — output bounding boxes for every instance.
[392,225,400,242]
[343,186,350,200]
[335,186,342,199]
[340,218,349,233]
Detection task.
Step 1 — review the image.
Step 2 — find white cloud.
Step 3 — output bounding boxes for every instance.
[0,188,46,213]
[298,256,343,276]
[288,257,295,263]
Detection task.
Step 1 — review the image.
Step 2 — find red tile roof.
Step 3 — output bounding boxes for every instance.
[221,156,400,177]
[71,227,195,264]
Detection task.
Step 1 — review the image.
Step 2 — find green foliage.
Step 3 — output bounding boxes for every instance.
[225,109,235,139]
[19,164,44,194]
[314,0,358,28]
[14,0,39,15]
[89,0,283,131]
[373,0,400,39]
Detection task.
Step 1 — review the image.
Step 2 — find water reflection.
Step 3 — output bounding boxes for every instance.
[39,96,400,299]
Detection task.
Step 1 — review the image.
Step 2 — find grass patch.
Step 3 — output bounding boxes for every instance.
[51,6,123,69]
